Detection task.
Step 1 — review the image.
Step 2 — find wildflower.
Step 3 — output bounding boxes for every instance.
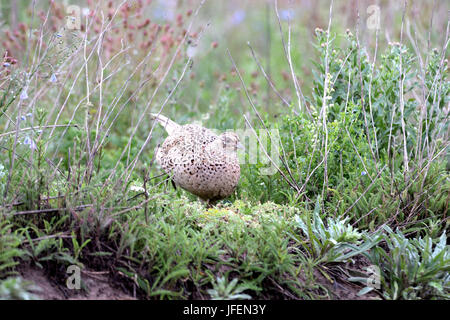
[280,9,293,21]
[187,46,197,58]
[361,171,367,176]
[50,73,57,83]
[26,113,32,117]
[231,10,245,25]
[130,185,146,193]
[0,163,5,178]
[3,62,10,67]
[56,33,62,38]
[23,136,37,150]
[20,88,28,100]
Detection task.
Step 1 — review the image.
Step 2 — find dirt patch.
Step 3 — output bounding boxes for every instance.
[15,256,381,300]
[317,273,380,300]
[18,265,135,300]
[313,256,382,300]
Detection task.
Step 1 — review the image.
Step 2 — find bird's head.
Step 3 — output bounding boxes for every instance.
[218,132,244,153]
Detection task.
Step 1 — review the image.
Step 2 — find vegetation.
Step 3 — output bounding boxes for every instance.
[0,0,448,300]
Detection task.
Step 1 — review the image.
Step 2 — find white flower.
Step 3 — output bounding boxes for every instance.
[187,46,197,58]
[130,185,146,193]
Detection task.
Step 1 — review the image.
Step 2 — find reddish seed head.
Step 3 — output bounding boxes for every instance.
[160,35,173,48]
[186,9,193,16]
[55,7,63,19]
[211,41,218,49]
[18,23,26,32]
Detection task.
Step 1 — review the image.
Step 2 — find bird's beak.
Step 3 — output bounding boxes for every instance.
[237,142,244,150]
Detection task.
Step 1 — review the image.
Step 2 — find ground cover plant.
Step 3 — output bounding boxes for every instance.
[0,0,448,300]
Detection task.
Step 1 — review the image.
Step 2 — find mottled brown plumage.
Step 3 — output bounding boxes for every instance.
[151,113,242,201]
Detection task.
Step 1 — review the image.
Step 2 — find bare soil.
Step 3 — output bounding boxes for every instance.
[18,265,135,300]
[15,257,381,300]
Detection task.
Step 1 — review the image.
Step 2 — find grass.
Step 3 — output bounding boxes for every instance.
[0,0,449,300]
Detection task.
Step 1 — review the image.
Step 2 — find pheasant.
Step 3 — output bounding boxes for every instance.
[151,113,243,202]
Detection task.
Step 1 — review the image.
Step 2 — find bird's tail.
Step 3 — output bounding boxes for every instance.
[150,113,181,135]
